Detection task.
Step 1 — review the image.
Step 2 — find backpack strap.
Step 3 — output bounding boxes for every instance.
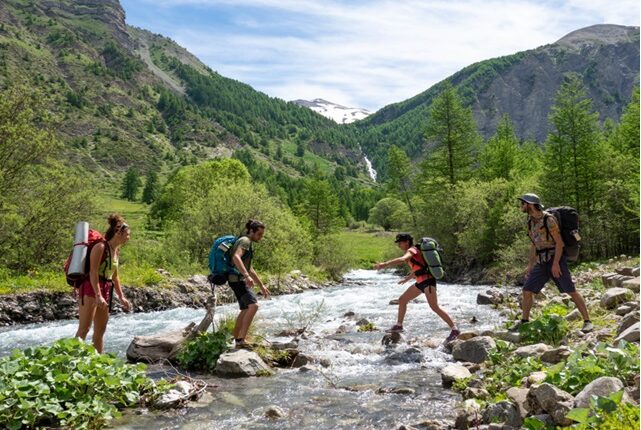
[409,247,429,276]
[542,214,551,241]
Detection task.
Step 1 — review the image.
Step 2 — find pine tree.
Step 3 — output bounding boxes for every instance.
[301,178,341,236]
[142,171,160,204]
[423,82,480,184]
[541,73,602,214]
[121,167,142,201]
[386,145,417,227]
[480,114,520,180]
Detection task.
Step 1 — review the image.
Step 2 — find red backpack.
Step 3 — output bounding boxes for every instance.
[63,229,110,287]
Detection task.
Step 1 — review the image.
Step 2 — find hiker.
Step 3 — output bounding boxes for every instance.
[75,214,132,353]
[374,233,460,342]
[229,219,270,348]
[509,194,593,333]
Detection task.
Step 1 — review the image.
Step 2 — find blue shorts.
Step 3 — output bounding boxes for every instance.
[523,256,576,294]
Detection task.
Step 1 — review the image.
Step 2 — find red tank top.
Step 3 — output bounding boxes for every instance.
[407,247,431,283]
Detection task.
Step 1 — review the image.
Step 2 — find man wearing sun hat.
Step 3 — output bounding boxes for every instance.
[509,193,593,333]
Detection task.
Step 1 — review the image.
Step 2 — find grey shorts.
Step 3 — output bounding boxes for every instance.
[229,281,257,310]
[523,256,576,294]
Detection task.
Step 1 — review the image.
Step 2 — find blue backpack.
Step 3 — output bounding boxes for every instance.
[208,235,239,285]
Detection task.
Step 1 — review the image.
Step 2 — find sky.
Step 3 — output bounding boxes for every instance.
[120,0,640,111]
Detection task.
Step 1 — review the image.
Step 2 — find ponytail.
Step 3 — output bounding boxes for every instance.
[245,219,265,235]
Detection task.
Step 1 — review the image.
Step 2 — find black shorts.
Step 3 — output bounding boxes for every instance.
[414,278,437,293]
[229,281,258,310]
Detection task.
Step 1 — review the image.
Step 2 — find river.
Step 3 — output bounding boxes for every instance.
[0,270,502,429]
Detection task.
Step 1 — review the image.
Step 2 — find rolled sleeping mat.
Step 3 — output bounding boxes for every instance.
[67,221,89,279]
[419,237,445,279]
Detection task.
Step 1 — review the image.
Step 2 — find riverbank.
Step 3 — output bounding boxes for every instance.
[0,271,335,326]
[421,256,641,430]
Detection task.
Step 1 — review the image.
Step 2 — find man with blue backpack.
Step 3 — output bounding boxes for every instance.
[209,219,270,348]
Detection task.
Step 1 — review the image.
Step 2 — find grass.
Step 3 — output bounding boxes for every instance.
[335,230,396,269]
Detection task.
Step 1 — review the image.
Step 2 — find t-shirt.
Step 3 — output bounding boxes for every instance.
[528,212,560,251]
[407,247,432,283]
[230,236,253,273]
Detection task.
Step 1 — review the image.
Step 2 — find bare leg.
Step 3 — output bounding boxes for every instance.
[568,292,590,320]
[232,310,246,339]
[522,290,535,320]
[237,304,258,340]
[425,287,455,329]
[396,285,422,325]
[92,306,110,354]
[75,296,97,340]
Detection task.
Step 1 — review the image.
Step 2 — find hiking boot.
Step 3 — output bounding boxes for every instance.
[235,339,253,350]
[581,321,594,333]
[445,329,460,343]
[385,324,404,333]
[508,320,528,332]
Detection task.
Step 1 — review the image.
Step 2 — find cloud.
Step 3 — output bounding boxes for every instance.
[124,0,640,111]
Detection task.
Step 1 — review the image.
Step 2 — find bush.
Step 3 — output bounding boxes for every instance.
[483,340,545,399]
[176,328,231,372]
[0,338,167,430]
[519,313,568,346]
[544,341,639,395]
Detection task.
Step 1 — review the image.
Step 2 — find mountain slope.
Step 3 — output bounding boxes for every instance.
[0,0,367,181]
[357,24,640,173]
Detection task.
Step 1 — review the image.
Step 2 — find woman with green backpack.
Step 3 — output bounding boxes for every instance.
[374,233,460,342]
[74,214,132,353]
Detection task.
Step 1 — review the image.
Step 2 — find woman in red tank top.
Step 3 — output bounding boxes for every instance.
[374,233,459,342]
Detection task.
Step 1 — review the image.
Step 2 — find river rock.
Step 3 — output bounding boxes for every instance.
[463,387,490,400]
[356,318,371,326]
[379,386,415,395]
[456,331,478,341]
[614,322,640,343]
[477,290,503,305]
[493,330,521,343]
[320,358,331,368]
[481,401,521,428]
[291,353,313,368]
[506,387,529,418]
[382,332,403,346]
[540,346,572,364]
[425,338,443,349]
[265,405,286,419]
[616,302,639,316]
[617,311,640,335]
[385,347,423,365]
[622,277,640,293]
[441,364,471,388]
[343,311,356,318]
[526,383,574,426]
[455,399,483,430]
[524,371,547,387]
[514,343,551,358]
[154,380,200,409]
[574,377,628,408]
[565,308,582,321]
[452,336,496,363]
[617,267,636,277]
[389,299,400,305]
[215,350,271,377]
[600,288,634,309]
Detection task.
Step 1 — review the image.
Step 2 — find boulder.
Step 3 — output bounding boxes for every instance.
[525,371,547,387]
[601,273,618,287]
[616,303,637,316]
[452,336,496,364]
[455,399,482,430]
[476,293,495,305]
[565,309,582,321]
[616,267,636,277]
[463,387,490,400]
[514,343,551,358]
[506,387,529,418]
[215,349,271,377]
[600,288,634,309]
[457,331,479,341]
[291,353,313,368]
[481,401,522,428]
[574,377,629,408]
[617,311,640,335]
[622,277,640,293]
[493,330,521,343]
[382,332,403,346]
[540,346,572,364]
[385,347,423,365]
[526,383,574,426]
[614,322,640,343]
[441,364,472,388]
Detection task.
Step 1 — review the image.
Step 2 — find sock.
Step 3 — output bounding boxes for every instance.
[584,320,591,323]
[521,319,529,323]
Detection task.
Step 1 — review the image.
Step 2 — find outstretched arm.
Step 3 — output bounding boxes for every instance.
[374,250,413,270]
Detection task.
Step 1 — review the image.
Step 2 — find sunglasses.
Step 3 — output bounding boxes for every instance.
[118,223,130,232]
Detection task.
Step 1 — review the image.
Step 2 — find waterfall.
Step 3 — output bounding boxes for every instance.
[364,156,377,182]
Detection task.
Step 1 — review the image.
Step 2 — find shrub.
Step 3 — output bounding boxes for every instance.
[544,342,639,395]
[483,340,545,398]
[176,328,231,372]
[519,313,568,346]
[0,338,167,430]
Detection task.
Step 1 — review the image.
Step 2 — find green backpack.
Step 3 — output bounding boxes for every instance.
[416,237,445,279]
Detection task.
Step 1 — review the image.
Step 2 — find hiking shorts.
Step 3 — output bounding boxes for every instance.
[414,278,437,293]
[78,278,112,303]
[523,256,576,294]
[229,280,258,310]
